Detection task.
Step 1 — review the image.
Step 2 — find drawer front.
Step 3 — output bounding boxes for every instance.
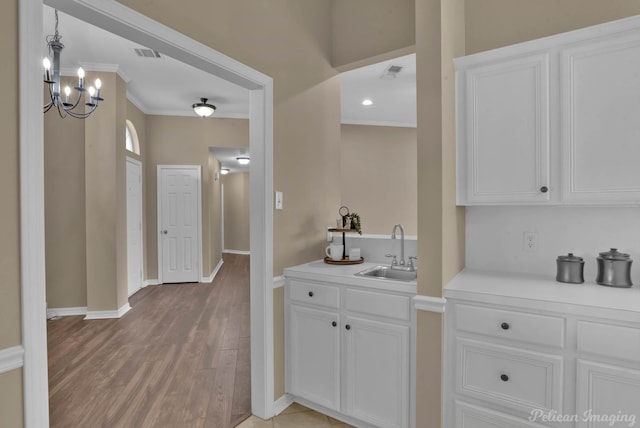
[454,401,548,428]
[288,280,340,309]
[456,338,563,415]
[455,303,565,349]
[577,321,640,363]
[344,288,410,321]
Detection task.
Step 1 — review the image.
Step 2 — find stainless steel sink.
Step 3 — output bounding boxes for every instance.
[355,266,417,282]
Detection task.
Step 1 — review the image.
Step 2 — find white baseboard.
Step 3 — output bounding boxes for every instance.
[84,303,131,320]
[272,276,285,289]
[223,249,251,255]
[273,393,294,416]
[413,295,447,313]
[143,278,160,287]
[47,306,87,318]
[201,258,224,283]
[0,345,25,374]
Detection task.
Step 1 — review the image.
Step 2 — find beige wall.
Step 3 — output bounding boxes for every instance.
[466,0,640,55]
[44,80,87,309]
[208,151,223,269]
[0,0,22,423]
[222,172,250,252]
[331,0,415,70]
[85,72,129,311]
[0,369,23,428]
[340,124,417,235]
[144,116,249,279]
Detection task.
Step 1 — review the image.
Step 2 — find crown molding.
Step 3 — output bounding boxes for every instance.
[341,119,417,128]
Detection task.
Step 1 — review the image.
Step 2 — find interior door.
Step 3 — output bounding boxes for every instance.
[126,158,143,296]
[159,166,200,283]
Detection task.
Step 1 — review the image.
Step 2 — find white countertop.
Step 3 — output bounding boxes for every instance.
[284,260,417,294]
[445,269,640,316]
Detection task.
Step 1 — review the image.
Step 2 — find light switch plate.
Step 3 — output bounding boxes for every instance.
[275,191,283,210]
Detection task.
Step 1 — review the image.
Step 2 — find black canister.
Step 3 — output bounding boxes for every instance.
[596,248,633,287]
[556,253,585,284]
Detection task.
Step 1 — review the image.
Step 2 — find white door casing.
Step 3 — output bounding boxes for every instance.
[126,158,143,296]
[157,165,201,284]
[21,0,274,424]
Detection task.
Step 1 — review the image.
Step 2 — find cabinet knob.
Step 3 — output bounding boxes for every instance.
[308,291,314,297]
[345,324,351,330]
[332,321,337,327]
[500,374,509,382]
[501,322,510,330]
[540,186,549,193]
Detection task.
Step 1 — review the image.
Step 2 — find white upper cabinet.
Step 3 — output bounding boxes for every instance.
[456,15,640,205]
[561,33,640,203]
[457,54,550,204]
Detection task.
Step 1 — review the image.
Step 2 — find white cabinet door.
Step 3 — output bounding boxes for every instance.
[289,305,341,411]
[457,53,550,204]
[576,360,640,428]
[343,316,410,428]
[561,35,640,203]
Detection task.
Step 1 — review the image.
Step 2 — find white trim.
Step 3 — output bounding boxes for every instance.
[413,295,447,313]
[143,279,160,287]
[156,165,203,284]
[201,258,224,283]
[126,90,148,113]
[84,303,132,320]
[272,393,294,416]
[0,346,26,374]
[20,0,50,425]
[341,119,417,128]
[46,307,88,318]
[126,157,144,297]
[223,249,251,255]
[272,276,286,289]
[30,0,275,422]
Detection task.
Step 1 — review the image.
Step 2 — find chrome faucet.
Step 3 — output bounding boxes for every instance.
[391,223,406,266]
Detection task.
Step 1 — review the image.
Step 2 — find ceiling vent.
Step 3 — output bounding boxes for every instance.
[380,64,403,80]
[134,48,162,58]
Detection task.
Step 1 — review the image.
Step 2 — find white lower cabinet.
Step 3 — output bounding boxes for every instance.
[445,293,640,428]
[289,304,340,411]
[285,278,414,428]
[344,316,409,428]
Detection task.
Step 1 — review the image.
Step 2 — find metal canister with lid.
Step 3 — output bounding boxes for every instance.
[596,248,633,287]
[556,253,585,284]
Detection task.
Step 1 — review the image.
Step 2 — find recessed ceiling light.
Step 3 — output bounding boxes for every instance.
[236,156,250,165]
[362,99,373,106]
[220,168,230,175]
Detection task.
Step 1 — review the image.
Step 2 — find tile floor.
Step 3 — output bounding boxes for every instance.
[236,403,355,428]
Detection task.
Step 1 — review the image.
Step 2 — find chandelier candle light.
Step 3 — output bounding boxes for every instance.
[43,10,104,119]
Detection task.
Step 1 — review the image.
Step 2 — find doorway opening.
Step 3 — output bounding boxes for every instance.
[20,0,274,425]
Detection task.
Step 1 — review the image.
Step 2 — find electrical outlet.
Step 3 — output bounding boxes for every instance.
[523,232,537,252]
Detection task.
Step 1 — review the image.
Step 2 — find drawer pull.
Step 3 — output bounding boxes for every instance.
[501,322,510,330]
[331,321,337,327]
[308,291,314,297]
[500,374,509,382]
[345,324,351,331]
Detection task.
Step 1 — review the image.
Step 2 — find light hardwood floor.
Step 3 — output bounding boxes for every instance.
[47,253,251,428]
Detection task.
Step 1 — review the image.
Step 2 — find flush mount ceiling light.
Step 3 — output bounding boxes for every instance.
[362,99,373,106]
[236,156,250,165]
[192,97,216,118]
[43,10,104,119]
[220,168,230,175]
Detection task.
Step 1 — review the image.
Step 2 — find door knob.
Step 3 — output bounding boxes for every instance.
[162,230,168,234]
[540,186,549,193]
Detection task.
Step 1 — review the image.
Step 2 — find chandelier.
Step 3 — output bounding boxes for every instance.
[43,10,104,119]
[192,98,216,118]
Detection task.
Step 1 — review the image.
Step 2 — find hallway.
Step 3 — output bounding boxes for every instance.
[47,253,251,428]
